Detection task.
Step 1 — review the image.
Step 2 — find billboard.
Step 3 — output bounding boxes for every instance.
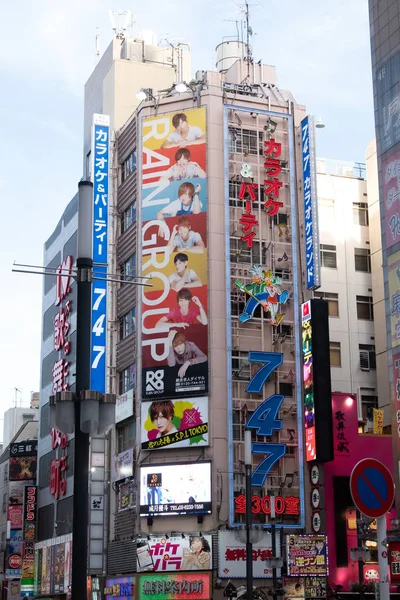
[389,541,400,584]
[300,116,320,290]
[376,51,400,153]
[112,448,134,482]
[393,352,400,452]
[35,534,72,596]
[287,535,328,576]
[10,440,37,457]
[90,113,110,393]
[389,251,400,348]
[116,389,134,423]
[23,485,37,541]
[118,481,136,512]
[9,456,37,481]
[218,531,281,579]
[139,462,211,516]
[105,576,135,599]
[136,573,211,600]
[382,148,400,249]
[7,505,22,528]
[137,534,213,572]
[141,107,208,400]
[141,397,208,450]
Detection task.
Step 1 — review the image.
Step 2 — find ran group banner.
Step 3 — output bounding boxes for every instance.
[286,535,328,576]
[141,108,208,400]
[137,534,213,572]
[141,397,208,450]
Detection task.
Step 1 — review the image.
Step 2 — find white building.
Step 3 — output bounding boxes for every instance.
[315,158,379,426]
[3,405,38,450]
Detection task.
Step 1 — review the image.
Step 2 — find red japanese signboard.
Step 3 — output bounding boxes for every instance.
[49,429,68,500]
[52,255,73,393]
[389,541,400,583]
[23,486,37,541]
[234,494,300,516]
[287,535,328,576]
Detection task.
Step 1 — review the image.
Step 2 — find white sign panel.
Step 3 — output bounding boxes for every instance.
[218,531,281,579]
[112,448,134,481]
[116,389,134,423]
[137,534,213,572]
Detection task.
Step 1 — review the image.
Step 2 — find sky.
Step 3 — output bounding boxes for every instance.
[0,0,374,435]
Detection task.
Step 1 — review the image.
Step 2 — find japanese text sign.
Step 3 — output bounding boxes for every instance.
[302,301,315,461]
[52,255,74,393]
[23,486,37,541]
[287,535,328,576]
[90,113,110,393]
[137,534,213,572]
[382,148,400,249]
[393,352,400,453]
[300,116,320,290]
[116,389,134,423]
[389,541,400,583]
[218,531,281,579]
[388,251,400,348]
[105,576,135,599]
[137,572,211,600]
[10,441,37,458]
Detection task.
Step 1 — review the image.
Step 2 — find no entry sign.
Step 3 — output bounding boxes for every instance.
[350,458,394,519]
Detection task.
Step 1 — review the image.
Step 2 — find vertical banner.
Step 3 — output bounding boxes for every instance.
[141,108,208,399]
[90,113,110,392]
[382,148,400,249]
[388,252,400,348]
[300,115,320,290]
[302,301,315,461]
[393,353,400,453]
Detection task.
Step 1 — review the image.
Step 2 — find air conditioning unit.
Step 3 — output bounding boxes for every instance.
[360,350,370,371]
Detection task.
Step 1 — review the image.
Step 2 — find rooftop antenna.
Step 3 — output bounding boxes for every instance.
[14,388,22,408]
[108,9,132,39]
[95,27,100,65]
[244,0,253,77]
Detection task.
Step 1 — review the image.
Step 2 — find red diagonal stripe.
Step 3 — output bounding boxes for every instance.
[360,471,386,505]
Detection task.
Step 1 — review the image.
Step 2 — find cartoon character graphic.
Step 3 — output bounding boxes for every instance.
[235,265,290,325]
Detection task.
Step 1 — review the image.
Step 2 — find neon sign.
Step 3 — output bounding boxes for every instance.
[302,301,315,461]
[235,265,290,325]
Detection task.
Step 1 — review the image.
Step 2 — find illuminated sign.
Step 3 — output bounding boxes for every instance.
[116,389,134,423]
[234,494,300,516]
[300,116,320,290]
[235,265,290,325]
[49,428,68,500]
[218,530,281,579]
[388,251,400,347]
[90,113,110,393]
[113,448,134,481]
[389,541,400,583]
[136,534,213,572]
[137,572,211,600]
[302,301,315,461]
[52,255,74,393]
[287,535,328,576]
[139,462,211,516]
[105,577,135,598]
[141,107,208,400]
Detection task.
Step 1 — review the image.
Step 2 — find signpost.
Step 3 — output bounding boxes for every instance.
[350,459,394,600]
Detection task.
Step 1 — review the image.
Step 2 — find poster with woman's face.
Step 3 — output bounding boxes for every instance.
[141,397,208,450]
[136,534,213,572]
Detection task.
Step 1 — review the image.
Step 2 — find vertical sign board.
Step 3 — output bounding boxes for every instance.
[90,113,110,392]
[301,116,320,291]
[141,108,208,400]
[388,251,400,348]
[302,301,315,461]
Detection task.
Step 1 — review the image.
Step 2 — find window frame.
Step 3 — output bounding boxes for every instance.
[359,344,376,370]
[120,308,136,339]
[121,253,136,282]
[353,202,369,226]
[354,248,371,273]
[228,128,263,156]
[356,295,374,320]
[121,150,137,184]
[313,291,339,317]
[119,365,135,395]
[320,244,337,269]
[329,341,341,367]
[121,201,137,234]
[117,420,136,453]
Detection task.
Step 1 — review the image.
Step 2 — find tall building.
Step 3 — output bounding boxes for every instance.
[368,1,400,502]
[3,405,39,451]
[315,158,382,426]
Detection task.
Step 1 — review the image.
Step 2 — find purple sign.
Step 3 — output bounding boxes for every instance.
[383,148,400,248]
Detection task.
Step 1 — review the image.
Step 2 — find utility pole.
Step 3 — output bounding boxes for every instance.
[245,429,253,600]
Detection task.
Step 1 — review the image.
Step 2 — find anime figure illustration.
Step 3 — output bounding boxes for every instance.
[235,264,290,325]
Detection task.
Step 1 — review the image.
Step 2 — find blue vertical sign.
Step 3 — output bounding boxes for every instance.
[90,114,110,392]
[301,116,321,290]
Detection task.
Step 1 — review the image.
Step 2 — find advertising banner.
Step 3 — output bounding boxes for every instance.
[283,577,304,599]
[373,408,384,434]
[382,148,400,249]
[6,550,22,578]
[9,483,24,505]
[90,113,110,393]
[300,116,320,290]
[287,535,328,576]
[35,534,72,596]
[141,107,209,400]
[393,352,400,453]
[118,481,136,512]
[136,572,211,600]
[9,530,23,554]
[105,576,135,599]
[23,485,37,541]
[139,462,211,516]
[9,456,37,481]
[301,301,315,461]
[9,440,37,457]
[389,540,400,583]
[116,389,134,423]
[137,534,212,572]
[112,448,134,481]
[218,531,281,578]
[141,397,208,450]
[7,505,22,528]
[388,252,400,348]
[376,51,400,153]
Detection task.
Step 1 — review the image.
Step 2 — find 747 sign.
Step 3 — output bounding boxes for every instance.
[245,351,287,486]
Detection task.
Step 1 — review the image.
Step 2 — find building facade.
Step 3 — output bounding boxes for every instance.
[3,406,39,451]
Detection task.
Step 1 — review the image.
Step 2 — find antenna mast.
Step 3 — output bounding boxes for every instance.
[95,27,100,65]
[244,0,253,77]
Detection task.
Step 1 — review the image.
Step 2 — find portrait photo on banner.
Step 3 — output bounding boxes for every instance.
[141,107,209,400]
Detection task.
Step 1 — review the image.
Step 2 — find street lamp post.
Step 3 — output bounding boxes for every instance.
[245,429,253,600]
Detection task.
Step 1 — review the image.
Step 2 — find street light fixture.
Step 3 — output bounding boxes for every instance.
[175,82,188,93]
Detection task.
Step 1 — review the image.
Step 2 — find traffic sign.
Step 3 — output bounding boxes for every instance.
[350,458,395,519]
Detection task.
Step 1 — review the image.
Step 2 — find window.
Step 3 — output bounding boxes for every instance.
[228,128,263,155]
[230,238,261,264]
[274,268,291,281]
[232,351,251,380]
[354,248,371,273]
[320,244,337,269]
[359,344,376,370]
[279,382,293,396]
[121,150,136,183]
[360,391,378,421]
[121,201,136,233]
[314,291,339,317]
[117,421,136,453]
[353,202,369,226]
[120,254,136,282]
[120,308,136,339]
[329,341,341,367]
[119,365,135,395]
[356,296,374,320]
[273,213,288,226]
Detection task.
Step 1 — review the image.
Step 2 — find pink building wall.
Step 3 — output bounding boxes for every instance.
[324,392,394,589]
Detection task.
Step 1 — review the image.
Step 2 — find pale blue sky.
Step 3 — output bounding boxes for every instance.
[0,0,373,432]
